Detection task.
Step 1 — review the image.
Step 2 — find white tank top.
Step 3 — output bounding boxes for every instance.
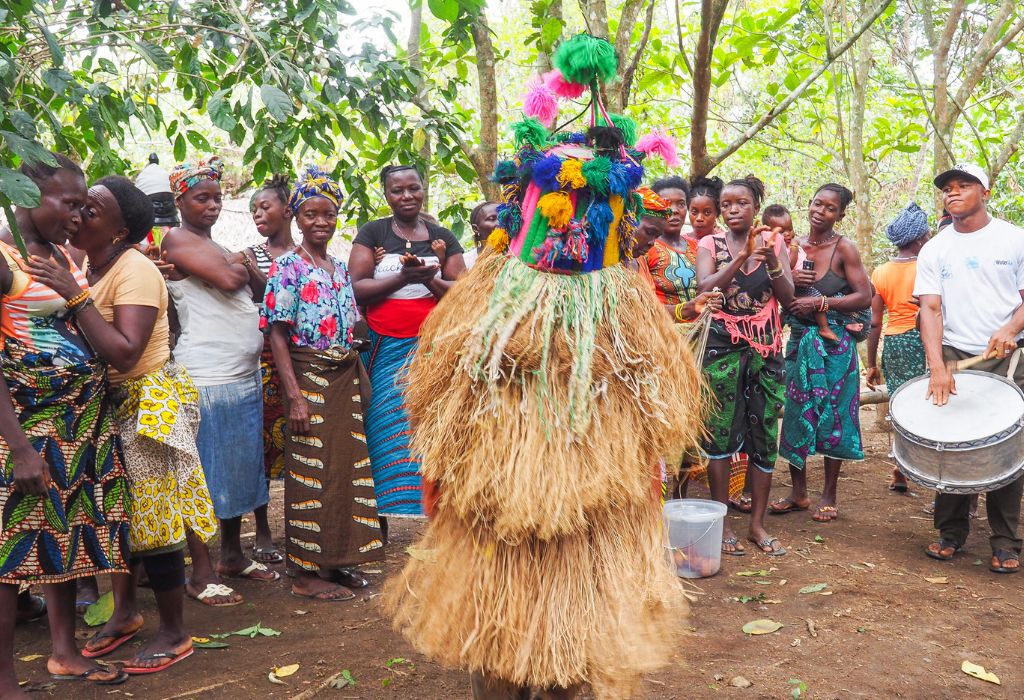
[167,272,262,386]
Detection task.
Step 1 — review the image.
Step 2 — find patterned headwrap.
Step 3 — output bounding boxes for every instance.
[886,202,929,248]
[637,186,671,219]
[169,157,224,199]
[288,165,343,214]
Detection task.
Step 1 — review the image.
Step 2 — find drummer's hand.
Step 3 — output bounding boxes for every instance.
[925,365,956,406]
[985,327,1018,361]
[865,366,882,390]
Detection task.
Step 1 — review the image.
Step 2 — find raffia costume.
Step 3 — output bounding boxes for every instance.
[384,35,706,698]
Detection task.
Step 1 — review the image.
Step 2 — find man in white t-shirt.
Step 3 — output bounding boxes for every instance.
[914,162,1024,574]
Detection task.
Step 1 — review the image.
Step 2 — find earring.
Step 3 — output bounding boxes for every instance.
[112,236,123,245]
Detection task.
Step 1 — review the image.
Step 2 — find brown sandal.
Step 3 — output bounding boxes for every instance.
[769,497,810,515]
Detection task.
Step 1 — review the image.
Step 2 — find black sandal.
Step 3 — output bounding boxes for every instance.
[924,539,962,561]
[329,568,370,589]
[990,549,1020,574]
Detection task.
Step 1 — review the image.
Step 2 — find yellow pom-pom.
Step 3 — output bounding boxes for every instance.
[537,191,574,229]
[486,227,510,252]
[557,159,587,190]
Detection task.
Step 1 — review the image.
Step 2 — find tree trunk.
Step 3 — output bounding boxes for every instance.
[469,15,500,201]
[407,0,432,207]
[689,0,729,179]
[848,12,874,258]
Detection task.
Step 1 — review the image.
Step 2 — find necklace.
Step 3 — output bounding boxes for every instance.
[87,244,128,276]
[807,231,840,247]
[391,218,420,250]
[299,245,333,275]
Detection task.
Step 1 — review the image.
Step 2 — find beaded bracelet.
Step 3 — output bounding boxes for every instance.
[64,290,89,309]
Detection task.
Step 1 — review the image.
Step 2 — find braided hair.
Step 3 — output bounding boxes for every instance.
[688,176,724,212]
[724,175,766,209]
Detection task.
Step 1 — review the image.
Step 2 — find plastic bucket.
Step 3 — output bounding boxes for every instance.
[663,499,727,578]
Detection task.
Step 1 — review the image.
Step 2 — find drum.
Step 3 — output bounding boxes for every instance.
[888,370,1024,494]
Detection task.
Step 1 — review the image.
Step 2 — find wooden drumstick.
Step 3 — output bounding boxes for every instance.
[952,352,997,372]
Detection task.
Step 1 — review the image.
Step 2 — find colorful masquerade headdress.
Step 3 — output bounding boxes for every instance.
[169,156,224,199]
[288,165,343,214]
[489,34,679,273]
[636,186,671,219]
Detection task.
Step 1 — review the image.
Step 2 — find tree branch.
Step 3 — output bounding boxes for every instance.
[620,0,656,107]
[689,0,730,178]
[700,0,893,176]
[990,108,1024,183]
[673,0,694,77]
[953,8,1024,112]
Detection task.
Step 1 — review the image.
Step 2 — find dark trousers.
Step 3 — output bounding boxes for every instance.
[934,346,1024,553]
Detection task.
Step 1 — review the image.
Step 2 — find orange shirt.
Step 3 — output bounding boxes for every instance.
[871,259,918,335]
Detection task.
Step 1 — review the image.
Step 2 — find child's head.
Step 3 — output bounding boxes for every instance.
[719,175,765,235]
[762,203,793,243]
[250,174,292,239]
[687,176,723,238]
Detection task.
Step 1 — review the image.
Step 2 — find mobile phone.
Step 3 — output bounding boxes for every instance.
[802,261,815,271]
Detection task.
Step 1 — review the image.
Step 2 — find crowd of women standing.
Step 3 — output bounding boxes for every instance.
[0,142,915,694]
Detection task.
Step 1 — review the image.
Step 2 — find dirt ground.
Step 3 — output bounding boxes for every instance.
[12,407,1023,699]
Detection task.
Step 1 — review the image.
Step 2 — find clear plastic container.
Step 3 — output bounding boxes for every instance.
[663,498,727,578]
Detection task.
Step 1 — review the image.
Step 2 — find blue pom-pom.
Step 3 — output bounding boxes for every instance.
[608,163,631,197]
[531,154,564,192]
[587,201,614,245]
[623,160,644,190]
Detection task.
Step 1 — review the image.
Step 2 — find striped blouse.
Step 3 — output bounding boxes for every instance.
[0,240,91,364]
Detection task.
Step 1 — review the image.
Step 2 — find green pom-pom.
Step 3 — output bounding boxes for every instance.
[510,118,549,150]
[492,159,518,183]
[581,156,612,195]
[609,114,637,147]
[553,34,618,86]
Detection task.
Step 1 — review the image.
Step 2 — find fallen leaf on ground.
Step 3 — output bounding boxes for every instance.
[729,676,753,688]
[406,546,438,563]
[18,655,43,662]
[805,619,817,637]
[973,559,983,566]
[925,577,948,584]
[273,664,299,677]
[293,610,308,615]
[736,569,771,577]
[818,591,834,596]
[83,591,114,627]
[814,535,824,543]
[212,622,281,639]
[192,640,230,649]
[790,638,801,647]
[268,672,286,685]
[742,619,783,635]
[779,579,788,585]
[330,670,357,688]
[799,583,828,594]
[961,661,1000,685]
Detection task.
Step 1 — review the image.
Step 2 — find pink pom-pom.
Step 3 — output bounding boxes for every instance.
[543,70,587,100]
[522,76,559,127]
[635,130,681,167]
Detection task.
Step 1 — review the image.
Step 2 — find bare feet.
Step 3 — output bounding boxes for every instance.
[817,324,838,342]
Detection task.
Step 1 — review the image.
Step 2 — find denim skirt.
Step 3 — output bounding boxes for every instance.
[196,370,268,520]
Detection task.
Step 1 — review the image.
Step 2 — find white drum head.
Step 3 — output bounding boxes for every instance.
[890,372,1024,443]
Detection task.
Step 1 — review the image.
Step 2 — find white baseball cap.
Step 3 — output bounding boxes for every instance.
[933,163,990,190]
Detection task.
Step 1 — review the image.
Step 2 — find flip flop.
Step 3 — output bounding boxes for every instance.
[252,546,285,565]
[83,620,144,658]
[811,505,839,522]
[748,536,787,556]
[220,560,281,582]
[16,594,46,625]
[329,568,370,589]
[721,537,747,557]
[990,549,1020,574]
[123,646,194,675]
[728,495,753,513]
[52,663,128,686]
[924,539,962,561]
[768,497,810,515]
[290,586,356,602]
[189,583,243,607]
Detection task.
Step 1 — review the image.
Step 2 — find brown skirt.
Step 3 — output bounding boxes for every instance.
[285,347,383,572]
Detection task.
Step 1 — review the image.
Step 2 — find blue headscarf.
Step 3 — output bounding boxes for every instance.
[288,165,343,214]
[886,202,929,248]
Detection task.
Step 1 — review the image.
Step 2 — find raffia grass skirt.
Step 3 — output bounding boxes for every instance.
[384,252,707,696]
